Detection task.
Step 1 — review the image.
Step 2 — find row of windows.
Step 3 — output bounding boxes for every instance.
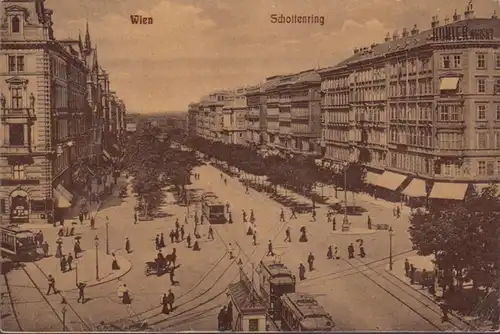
[322,77,349,90]
[325,110,349,123]
[354,107,386,122]
[388,80,433,97]
[291,107,309,117]
[324,129,349,142]
[388,57,431,76]
[8,56,24,73]
[291,124,310,133]
[390,152,432,174]
[438,132,463,149]
[322,92,349,106]
[351,66,387,83]
[390,103,432,121]
[476,77,500,94]
[365,129,386,144]
[477,160,500,176]
[369,150,386,167]
[477,104,500,121]
[325,146,350,162]
[389,127,433,147]
[51,57,68,80]
[353,86,387,101]
[476,132,500,149]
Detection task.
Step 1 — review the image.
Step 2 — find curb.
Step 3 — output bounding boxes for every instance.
[86,255,132,289]
[330,229,378,236]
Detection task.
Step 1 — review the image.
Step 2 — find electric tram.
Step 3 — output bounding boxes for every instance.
[0,225,38,261]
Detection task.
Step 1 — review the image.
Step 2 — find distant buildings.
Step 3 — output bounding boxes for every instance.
[0,0,126,224]
[187,3,500,203]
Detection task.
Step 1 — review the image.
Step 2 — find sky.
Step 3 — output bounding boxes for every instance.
[45,0,500,113]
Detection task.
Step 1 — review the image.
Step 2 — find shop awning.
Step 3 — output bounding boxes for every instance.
[429,182,468,200]
[402,178,427,197]
[102,149,112,160]
[54,184,74,208]
[375,171,408,191]
[365,172,379,185]
[439,77,459,91]
[473,183,500,196]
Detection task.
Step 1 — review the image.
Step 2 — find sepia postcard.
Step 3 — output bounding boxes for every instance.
[0,0,499,332]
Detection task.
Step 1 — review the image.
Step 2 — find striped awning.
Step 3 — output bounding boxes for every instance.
[54,184,74,208]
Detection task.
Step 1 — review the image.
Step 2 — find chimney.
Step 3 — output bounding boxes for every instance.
[402,28,409,37]
[392,30,399,40]
[354,47,359,54]
[493,10,498,19]
[431,15,440,28]
[453,10,461,21]
[411,24,419,35]
[444,16,450,25]
[464,2,474,19]
[384,32,391,42]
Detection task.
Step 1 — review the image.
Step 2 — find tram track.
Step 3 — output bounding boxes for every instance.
[2,273,23,331]
[343,257,475,331]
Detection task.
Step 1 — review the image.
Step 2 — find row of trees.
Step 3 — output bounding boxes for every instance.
[122,122,199,216]
[185,137,367,198]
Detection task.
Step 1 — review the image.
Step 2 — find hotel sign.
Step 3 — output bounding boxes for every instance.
[432,25,494,41]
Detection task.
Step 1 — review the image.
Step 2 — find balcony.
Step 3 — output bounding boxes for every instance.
[1,108,36,122]
[434,148,464,158]
[0,145,32,155]
[291,114,309,120]
[279,113,291,121]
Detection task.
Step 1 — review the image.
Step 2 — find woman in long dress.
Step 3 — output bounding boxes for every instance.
[55,244,63,258]
[161,294,169,314]
[122,284,131,304]
[111,253,120,270]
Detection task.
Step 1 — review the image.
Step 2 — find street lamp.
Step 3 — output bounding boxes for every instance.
[389,226,394,271]
[94,235,100,280]
[342,162,349,231]
[74,259,79,285]
[61,306,67,331]
[105,216,110,255]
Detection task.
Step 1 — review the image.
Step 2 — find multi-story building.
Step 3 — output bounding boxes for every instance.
[320,4,500,204]
[0,0,125,225]
[265,75,293,149]
[290,70,322,156]
[187,102,199,137]
[222,88,247,145]
[245,84,263,146]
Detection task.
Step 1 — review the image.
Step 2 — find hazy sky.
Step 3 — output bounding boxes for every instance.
[45,0,499,113]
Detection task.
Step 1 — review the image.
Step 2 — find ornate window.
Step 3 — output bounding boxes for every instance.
[11,16,20,33]
[12,165,25,180]
[11,85,23,108]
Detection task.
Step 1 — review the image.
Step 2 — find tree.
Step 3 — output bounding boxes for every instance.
[408,184,500,293]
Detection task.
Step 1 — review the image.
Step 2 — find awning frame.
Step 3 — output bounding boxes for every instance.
[429,182,468,200]
[439,77,459,91]
[402,178,427,197]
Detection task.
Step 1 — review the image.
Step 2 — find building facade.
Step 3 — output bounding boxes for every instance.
[0,0,126,225]
[222,88,247,145]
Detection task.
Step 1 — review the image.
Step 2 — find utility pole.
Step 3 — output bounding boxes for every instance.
[105,217,110,255]
[342,162,349,231]
[389,226,394,271]
[94,236,100,280]
[61,306,67,331]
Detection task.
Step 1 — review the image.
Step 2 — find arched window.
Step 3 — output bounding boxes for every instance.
[12,16,20,33]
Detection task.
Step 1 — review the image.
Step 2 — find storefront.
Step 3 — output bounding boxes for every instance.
[373,170,409,203]
[401,177,430,208]
[10,189,30,224]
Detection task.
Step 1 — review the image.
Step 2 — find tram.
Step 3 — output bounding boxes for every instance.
[0,226,38,261]
[258,260,296,320]
[280,293,335,331]
[202,195,226,224]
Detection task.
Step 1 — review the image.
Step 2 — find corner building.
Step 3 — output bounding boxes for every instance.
[320,6,500,204]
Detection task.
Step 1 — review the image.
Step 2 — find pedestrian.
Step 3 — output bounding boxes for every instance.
[220,172,223,180]
[396,206,401,218]
[175,228,180,243]
[201,214,205,224]
[332,216,336,231]
[67,253,73,271]
[284,227,291,242]
[60,255,67,273]
[133,211,138,224]
[78,211,84,224]
[42,241,49,257]
[393,206,397,217]
[226,301,233,330]
[311,209,316,222]
[224,178,227,186]
[194,213,199,225]
[76,282,86,303]
[171,248,177,267]
[290,207,297,219]
[218,306,227,330]
[266,240,274,256]
[169,266,176,285]
[193,240,200,251]
[347,243,355,259]
[166,289,175,311]
[111,252,120,270]
[250,209,255,223]
[123,237,130,253]
[175,218,180,230]
[184,215,188,225]
[298,263,306,281]
[228,212,233,224]
[367,215,372,229]
[159,233,165,248]
[169,230,175,243]
[280,208,285,222]
[242,210,247,223]
[245,185,249,194]
[252,231,257,246]
[90,216,95,229]
[155,235,160,250]
[74,239,81,258]
[404,258,410,277]
[180,225,185,240]
[307,252,315,271]
[186,233,192,248]
[122,284,131,304]
[299,226,308,242]
[55,243,63,258]
[439,300,449,322]
[334,246,339,259]
[37,230,44,247]
[327,245,333,259]
[208,226,214,240]
[227,243,234,259]
[162,293,170,314]
[83,206,89,220]
[410,264,416,284]
[46,274,56,295]
[225,202,230,213]
[359,244,366,258]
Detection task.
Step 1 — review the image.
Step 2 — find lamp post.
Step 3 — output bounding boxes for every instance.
[74,259,79,285]
[105,216,110,255]
[342,162,349,230]
[94,235,100,280]
[389,226,394,271]
[61,306,67,331]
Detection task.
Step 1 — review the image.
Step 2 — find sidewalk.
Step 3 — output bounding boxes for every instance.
[385,254,439,295]
[31,251,131,292]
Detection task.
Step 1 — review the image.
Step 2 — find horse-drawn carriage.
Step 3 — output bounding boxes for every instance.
[144,253,175,276]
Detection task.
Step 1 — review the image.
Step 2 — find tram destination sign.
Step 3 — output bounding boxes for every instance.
[432,25,494,41]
